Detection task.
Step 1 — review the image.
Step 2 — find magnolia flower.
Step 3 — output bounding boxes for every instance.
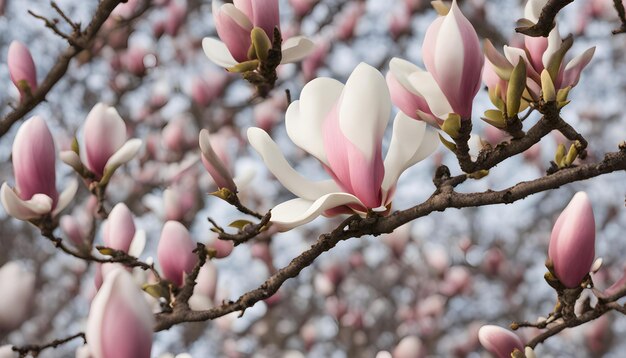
[202,0,314,68]
[1,116,77,221]
[478,325,525,358]
[87,268,153,358]
[549,191,596,288]
[485,0,595,100]
[7,41,37,99]
[388,0,483,124]
[157,221,198,287]
[247,63,438,231]
[188,262,218,310]
[0,262,35,332]
[61,103,142,182]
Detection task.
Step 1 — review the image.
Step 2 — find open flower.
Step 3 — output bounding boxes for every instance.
[202,0,314,68]
[87,268,153,358]
[1,116,77,221]
[60,103,142,184]
[388,0,483,125]
[549,191,596,288]
[247,63,438,231]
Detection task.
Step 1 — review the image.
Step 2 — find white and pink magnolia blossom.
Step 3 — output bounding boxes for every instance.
[0,262,35,332]
[389,0,483,124]
[478,325,525,358]
[7,41,37,100]
[86,268,153,358]
[157,221,198,287]
[1,116,77,221]
[247,63,438,231]
[199,129,237,192]
[60,103,142,181]
[288,0,318,17]
[549,191,596,288]
[202,0,314,68]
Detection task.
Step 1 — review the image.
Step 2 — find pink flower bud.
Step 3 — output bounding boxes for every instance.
[103,203,136,253]
[334,2,364,41]
[157,221,198,286]
[478,325,524,358]
[87,269,153,358]
[393,336,426,358]
[122,47,156,76]
[190,71,227,106]
[1,117,77,221]
[421,0,483,119]
[82,103,141,179]
[8,41,37,100]
[61,215,90,250]
[212,1,254,62]
[549,192,596,288]
[209,237,234,259]
[0,262,35,332]
[11,116,57,205]
[301,38,329,81]
[199,129,237,192]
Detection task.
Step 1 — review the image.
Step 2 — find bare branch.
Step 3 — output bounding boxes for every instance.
[12,332,85,357]
[515,0,574,37]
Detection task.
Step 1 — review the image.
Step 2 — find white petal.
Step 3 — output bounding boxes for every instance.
[202,37,238,68]
[60,151,83,172]
[219,3,253,29]
[524,0,548,22]
[339,63,391,160]
[128,230,146,258]
[433,5,465,93]
[233,166,256,189]
[389,57,425,95]
[280,36,315,64]
[381,113,438,202]
[541,28,562,69]
[407,71,453,118]
[52,178,78,217]
[503,46,530,66]
[271,193,364,231]
[247,127,340,200]
[285,77,344,164]
[103,138,142,173]
[1,183,52,220]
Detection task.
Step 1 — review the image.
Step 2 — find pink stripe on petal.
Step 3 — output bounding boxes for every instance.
[251,0,280,39]
[386,71,433,120]
[525,36,549,73]
[214,5,253,62]
[12,116,58,206]
[323,104,383,208]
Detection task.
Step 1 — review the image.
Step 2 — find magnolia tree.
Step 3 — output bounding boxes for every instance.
[0,0,625,356]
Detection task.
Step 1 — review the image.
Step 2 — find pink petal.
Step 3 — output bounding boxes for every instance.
[214,3,253,62]
[549,192,596,288]
[7,41,37,97]
[83,104,127,178]
[12,116,58,206]
[157,221,198,287]
[478,325,525,358]
[386,69,432,121]
[87,269,153,358]
[562,47,595,88]
[524,35,549,72]
[251,0,280,39]
[103,203,136,253]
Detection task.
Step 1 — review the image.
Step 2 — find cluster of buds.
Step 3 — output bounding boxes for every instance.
[203,0,314,97]
[482,0,595,132]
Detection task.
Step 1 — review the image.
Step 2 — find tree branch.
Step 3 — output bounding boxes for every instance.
[0,0,123,138]
[153,148,626,331]
[12,332,85,357]
[515,0,574,37]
